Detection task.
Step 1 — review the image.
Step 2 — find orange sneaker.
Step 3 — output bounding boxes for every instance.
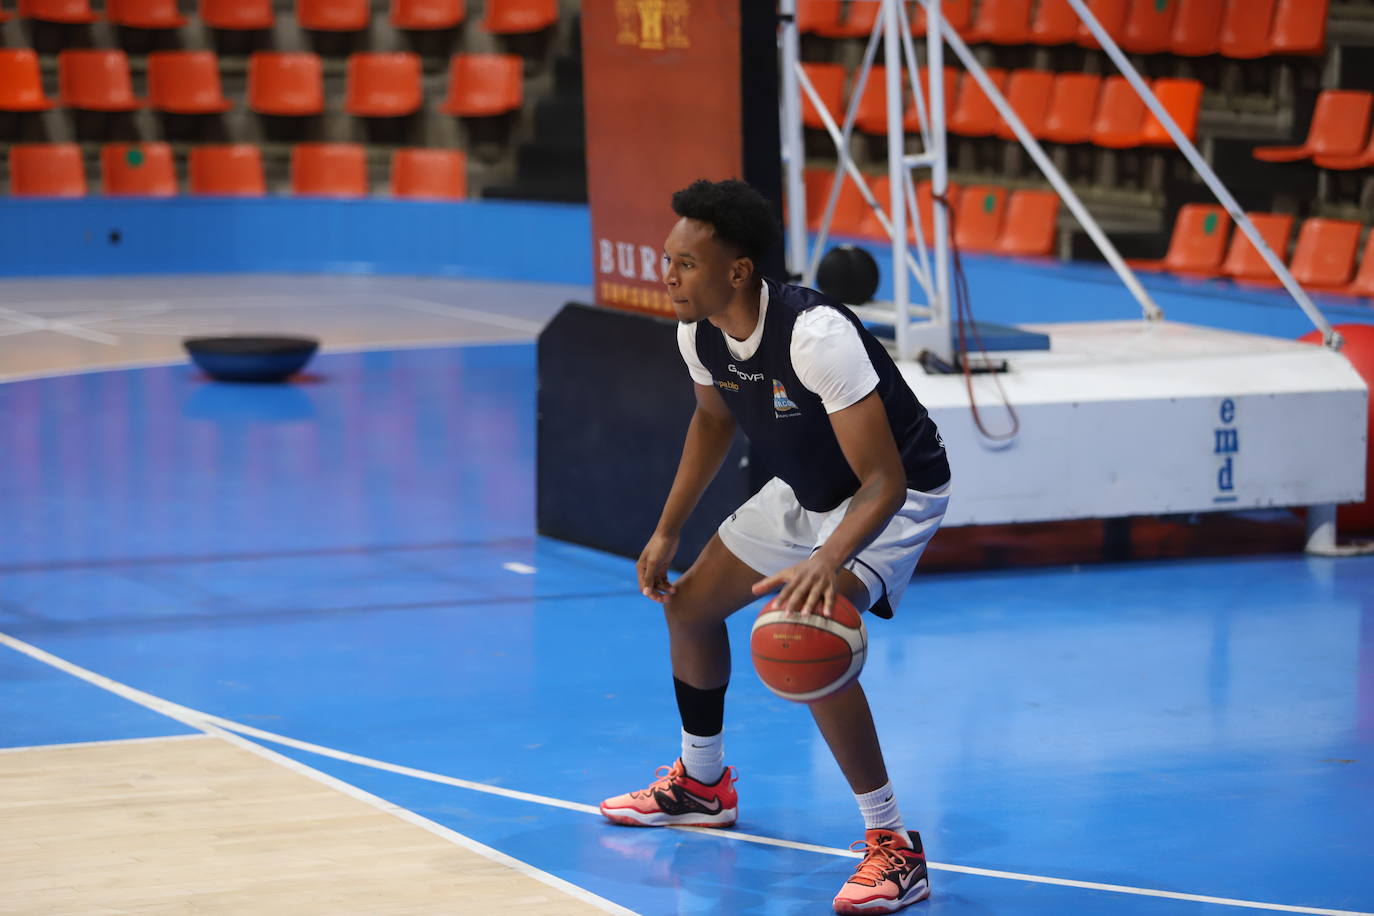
[833,829,930,914]
[599,759,738,828]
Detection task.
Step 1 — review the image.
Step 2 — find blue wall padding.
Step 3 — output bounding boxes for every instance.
[2,197,1368,340]
[0,197,592,284]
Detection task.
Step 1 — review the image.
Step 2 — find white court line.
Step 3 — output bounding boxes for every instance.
[1,629,1369,916]
[0,631,638,916]
[0,732,210,755]
[387,294,547,333]
[503,561,538,575]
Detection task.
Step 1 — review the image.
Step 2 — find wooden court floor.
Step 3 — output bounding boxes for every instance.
[0,735,614,915]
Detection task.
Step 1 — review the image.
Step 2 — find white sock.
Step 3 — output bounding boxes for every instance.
[855,781,905,835]
[680,729,724,784]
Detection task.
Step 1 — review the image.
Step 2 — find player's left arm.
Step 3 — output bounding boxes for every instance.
[751,390,906,615]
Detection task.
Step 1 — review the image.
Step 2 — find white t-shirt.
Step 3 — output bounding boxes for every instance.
[676,283,880,414]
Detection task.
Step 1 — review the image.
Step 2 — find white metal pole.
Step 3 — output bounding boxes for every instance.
[1062,0,1337,347]
[939,22,1164,322]
[884,0,909,360]
[924,0,951,352]
[778,0,807,281]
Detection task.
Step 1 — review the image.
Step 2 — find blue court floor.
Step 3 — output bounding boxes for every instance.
[3,342,1372,915]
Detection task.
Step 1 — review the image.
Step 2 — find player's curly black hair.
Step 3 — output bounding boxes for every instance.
[671,179,780,266]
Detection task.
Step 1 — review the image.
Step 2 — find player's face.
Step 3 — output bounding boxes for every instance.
[662,217,748,323]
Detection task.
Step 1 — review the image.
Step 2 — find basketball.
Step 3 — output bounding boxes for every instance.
[749,595,867,704]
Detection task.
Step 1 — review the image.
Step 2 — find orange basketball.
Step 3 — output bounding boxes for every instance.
[749,595,867,703]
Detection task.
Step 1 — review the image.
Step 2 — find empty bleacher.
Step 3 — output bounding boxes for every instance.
[793,0,1374,300]
[0,0,583,199]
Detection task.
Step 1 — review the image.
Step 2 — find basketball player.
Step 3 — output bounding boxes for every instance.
[599,179,951,914]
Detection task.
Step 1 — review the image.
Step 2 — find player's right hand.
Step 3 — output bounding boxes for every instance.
[637,531,679,602]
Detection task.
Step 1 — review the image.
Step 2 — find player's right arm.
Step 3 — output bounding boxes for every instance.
[638,382,736,601]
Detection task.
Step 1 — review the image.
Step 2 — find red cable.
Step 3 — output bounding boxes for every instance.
[933,191,1020,442]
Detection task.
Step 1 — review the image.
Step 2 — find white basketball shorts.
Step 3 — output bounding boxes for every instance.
[717,476,951,618]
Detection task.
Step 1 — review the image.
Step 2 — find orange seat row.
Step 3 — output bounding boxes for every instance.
[4,0,555,32]
[0,49,524,118]
[798,0,1325,58]
[1252,90,1374,171]
[804,170,1061,257]
[803,63,1202,149]
[1128,205,1374,298]
[5,142,468,199]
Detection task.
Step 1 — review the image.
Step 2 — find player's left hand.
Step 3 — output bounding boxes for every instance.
[751,556,840,617]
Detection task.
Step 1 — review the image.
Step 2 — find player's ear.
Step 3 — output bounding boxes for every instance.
[731,256,754,287]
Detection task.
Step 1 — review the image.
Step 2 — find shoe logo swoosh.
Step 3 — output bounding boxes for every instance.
[682,790,722,813]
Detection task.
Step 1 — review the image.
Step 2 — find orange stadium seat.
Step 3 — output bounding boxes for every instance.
[1170,0,1225,56]
[59,49,142,111]
[1333,233,1374,299]
[1253,91,1374,163]
[248,52,324,116]
[297,0,369,31]
[1041,73,1101,144]
[1314,122,1374,170]
[948,67,1008,138]
[803,169,869,237]
[1029,0,1079,45]
[439,54,523,117]
[1126,204,1230,275]
[1221,212,1294,284]
[995,69,1055,140]
[904,67,960,132]
[291,143,369,196]
[1140,78,1203,146]
[855,66,950,136]
[965,0,1033,45]
[0,3,7,20]
[953,185,1007,252]
[1075,0,1129,49]
[200,0,273,29]
[913,0,975,36]
[102,142,177,195]
[481,0,556,34]
[391,148,466,199]
[1287,219,1361,290]
[797,0,838,34]
[1120,0,1179,53]
[391,0,464,29]
[1219,0,1277,59]
[18,0,97,22]
[106,0,185,28]
[803,168,832,231]
[997,189,1059,257]
[8,143,87,196]
[147,51,232,114]
[0,49,55,111]
[860,179,963,245]
[345,52,423,117]
[800,62,846,130]
[854,66,899,135]
[1269,0,1327,55]
[860,176,910,243]
[1090,76,1146,148]
[188,144,266,195]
